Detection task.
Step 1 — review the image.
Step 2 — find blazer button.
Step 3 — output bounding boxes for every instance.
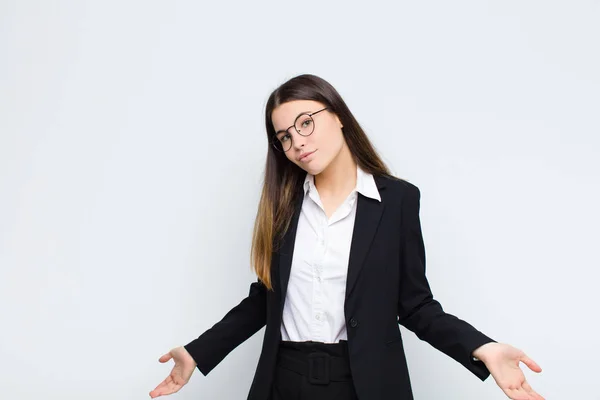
[349,318,358,328]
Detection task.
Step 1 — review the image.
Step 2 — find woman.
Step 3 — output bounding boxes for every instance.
[149,74,544,400]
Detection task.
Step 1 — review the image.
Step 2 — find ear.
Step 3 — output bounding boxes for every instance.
[334,114,343,128]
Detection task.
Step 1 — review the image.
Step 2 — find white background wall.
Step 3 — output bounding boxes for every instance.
[1,1,598,399]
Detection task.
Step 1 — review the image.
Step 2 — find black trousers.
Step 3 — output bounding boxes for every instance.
[269,339,359,400]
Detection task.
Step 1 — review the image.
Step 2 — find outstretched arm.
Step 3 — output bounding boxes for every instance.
[397,183,496,380]
[184,278,267,375]
[397,183,544,399]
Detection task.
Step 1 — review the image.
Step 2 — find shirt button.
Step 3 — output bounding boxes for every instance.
[349,318,358,328]
[317,276,322,282]
[315,313,321,320]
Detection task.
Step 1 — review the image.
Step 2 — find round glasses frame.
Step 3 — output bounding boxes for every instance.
[271,107,329,152]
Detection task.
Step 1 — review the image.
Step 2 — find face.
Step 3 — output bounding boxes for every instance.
[271,100,345,175]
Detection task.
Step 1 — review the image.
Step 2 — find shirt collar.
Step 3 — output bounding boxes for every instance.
[303,164,382,202]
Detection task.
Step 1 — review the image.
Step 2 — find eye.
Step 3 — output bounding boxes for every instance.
[278,133,290,142]
[301,119,313,128]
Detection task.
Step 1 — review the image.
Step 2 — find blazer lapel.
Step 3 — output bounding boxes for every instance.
[278,175,387,315]
[345,179,385,301]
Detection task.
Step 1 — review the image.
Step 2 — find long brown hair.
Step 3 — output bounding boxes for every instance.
[251,74,393,291]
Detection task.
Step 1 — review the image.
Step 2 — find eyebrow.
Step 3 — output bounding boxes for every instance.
[274,110,312,135]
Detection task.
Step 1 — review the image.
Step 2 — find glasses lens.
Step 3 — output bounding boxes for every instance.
[295,114,314,136]
[273,131,292,152]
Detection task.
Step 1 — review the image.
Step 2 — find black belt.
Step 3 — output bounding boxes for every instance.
[276,350,353,385]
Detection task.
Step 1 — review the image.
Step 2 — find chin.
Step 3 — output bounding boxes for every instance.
[295,155,329,175]
[304,164,327,176]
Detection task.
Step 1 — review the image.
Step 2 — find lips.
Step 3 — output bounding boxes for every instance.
[298,150,316,162]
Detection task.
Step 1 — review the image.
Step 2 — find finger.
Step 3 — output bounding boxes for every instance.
[150,376,174,397]
[156,380,183,396]
[151,385,178,398]
[149,390,163,399]
[517,386,542,400]
[159,353,172,363]
[167,380,183,394]
[520,354,542,373]
[504,387,531,400]
[522,381,545,400]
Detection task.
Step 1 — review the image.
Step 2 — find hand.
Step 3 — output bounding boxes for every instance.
[473,342,544,400]
[149,346,197,398]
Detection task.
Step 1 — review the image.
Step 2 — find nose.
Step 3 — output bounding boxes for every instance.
[290,130,308,150]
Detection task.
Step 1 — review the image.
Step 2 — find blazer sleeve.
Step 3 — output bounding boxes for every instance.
[183,277,267,376]
[397,183,496,381]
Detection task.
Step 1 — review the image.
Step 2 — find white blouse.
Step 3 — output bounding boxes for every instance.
[280,165,382,343]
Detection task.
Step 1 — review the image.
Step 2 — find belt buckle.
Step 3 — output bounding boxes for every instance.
[307,352,330,385]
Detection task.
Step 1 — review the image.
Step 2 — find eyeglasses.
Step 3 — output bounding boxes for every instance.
[271,107,329,152]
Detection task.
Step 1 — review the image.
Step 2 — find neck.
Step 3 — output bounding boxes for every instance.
[313,143,357,198]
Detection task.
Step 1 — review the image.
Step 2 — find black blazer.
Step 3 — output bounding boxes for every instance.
[184,174,495,400]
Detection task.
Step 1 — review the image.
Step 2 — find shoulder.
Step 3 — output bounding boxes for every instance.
[374,173,421,201]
